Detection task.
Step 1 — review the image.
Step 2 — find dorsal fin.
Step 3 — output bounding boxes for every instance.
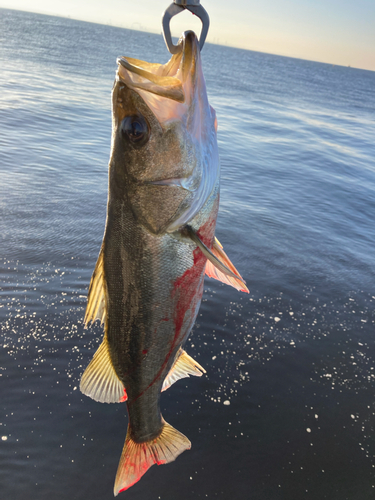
[80,336,125,404]
[162,348,206,392]
[84,248,107,326]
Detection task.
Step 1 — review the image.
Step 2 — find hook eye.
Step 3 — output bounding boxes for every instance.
[162,1,210,54]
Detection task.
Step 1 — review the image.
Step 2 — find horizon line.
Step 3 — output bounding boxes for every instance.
[1,5,373,73]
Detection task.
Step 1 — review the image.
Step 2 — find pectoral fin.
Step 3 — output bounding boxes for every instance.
[183,226,249,293]
[162,348,206,392]
[205,237,249,293]
[84,248,106,326]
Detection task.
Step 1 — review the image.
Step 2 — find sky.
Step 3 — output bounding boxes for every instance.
[1,0,374,71]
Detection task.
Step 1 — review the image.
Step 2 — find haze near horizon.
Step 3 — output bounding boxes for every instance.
[0,0,374,71]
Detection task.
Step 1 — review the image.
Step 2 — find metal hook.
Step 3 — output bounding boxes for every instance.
[162,0,210,54]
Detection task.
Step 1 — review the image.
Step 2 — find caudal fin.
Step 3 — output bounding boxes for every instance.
[114,421,191,496]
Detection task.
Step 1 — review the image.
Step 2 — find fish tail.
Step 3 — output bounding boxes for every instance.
[114,420,191,496]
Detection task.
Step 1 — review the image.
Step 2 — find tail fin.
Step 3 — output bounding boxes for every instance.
[114,421,191,495]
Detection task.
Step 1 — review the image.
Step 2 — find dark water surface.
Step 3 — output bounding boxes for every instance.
[1,8,375,500]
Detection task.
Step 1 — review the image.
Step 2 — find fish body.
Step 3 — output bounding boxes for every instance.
[80,31,247,495]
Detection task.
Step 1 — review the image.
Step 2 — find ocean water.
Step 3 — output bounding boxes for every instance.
[1,7,375,500]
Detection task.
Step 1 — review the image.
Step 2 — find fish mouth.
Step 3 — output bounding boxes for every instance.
[116,31,199,106]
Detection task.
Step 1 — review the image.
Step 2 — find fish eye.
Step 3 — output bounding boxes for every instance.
[120,115,149,147]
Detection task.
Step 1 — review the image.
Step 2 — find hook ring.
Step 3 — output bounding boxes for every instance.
[162,1,210,54]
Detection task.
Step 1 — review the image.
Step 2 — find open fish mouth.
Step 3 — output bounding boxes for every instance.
[117,54,184,104]
[116,30,196,105]
[116,31,202,126]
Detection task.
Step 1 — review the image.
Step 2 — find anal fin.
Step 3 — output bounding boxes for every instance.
[80,336,125,404]
[114,420,191,495]
[162,348,206,392]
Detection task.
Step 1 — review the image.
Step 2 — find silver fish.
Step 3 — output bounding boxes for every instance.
[80,31,248,496]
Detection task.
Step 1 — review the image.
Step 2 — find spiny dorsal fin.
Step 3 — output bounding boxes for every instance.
[114,420,191,495]
[84,248,106,326]
[205,237,249,293]
[80,336,125,404]
[182,226,249,293]
[162,348,206,392]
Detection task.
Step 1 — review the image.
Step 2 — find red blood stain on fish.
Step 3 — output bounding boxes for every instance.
[117,442,167,493]
[172,246,205,340]
[127,209,218,406]
[163,211,218,375]
[119,388,128,402]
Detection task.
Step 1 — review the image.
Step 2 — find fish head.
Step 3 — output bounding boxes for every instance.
[109,30,219,235]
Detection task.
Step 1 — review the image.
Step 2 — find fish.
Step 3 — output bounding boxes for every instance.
[80,30,248,496]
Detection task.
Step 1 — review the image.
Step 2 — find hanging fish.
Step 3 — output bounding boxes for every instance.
[80,31,248,496]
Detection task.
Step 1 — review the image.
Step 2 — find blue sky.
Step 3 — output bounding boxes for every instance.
[1,0,374,71]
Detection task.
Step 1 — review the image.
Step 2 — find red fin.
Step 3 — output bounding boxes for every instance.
[114,421,191,495]
[205,238,249,293]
